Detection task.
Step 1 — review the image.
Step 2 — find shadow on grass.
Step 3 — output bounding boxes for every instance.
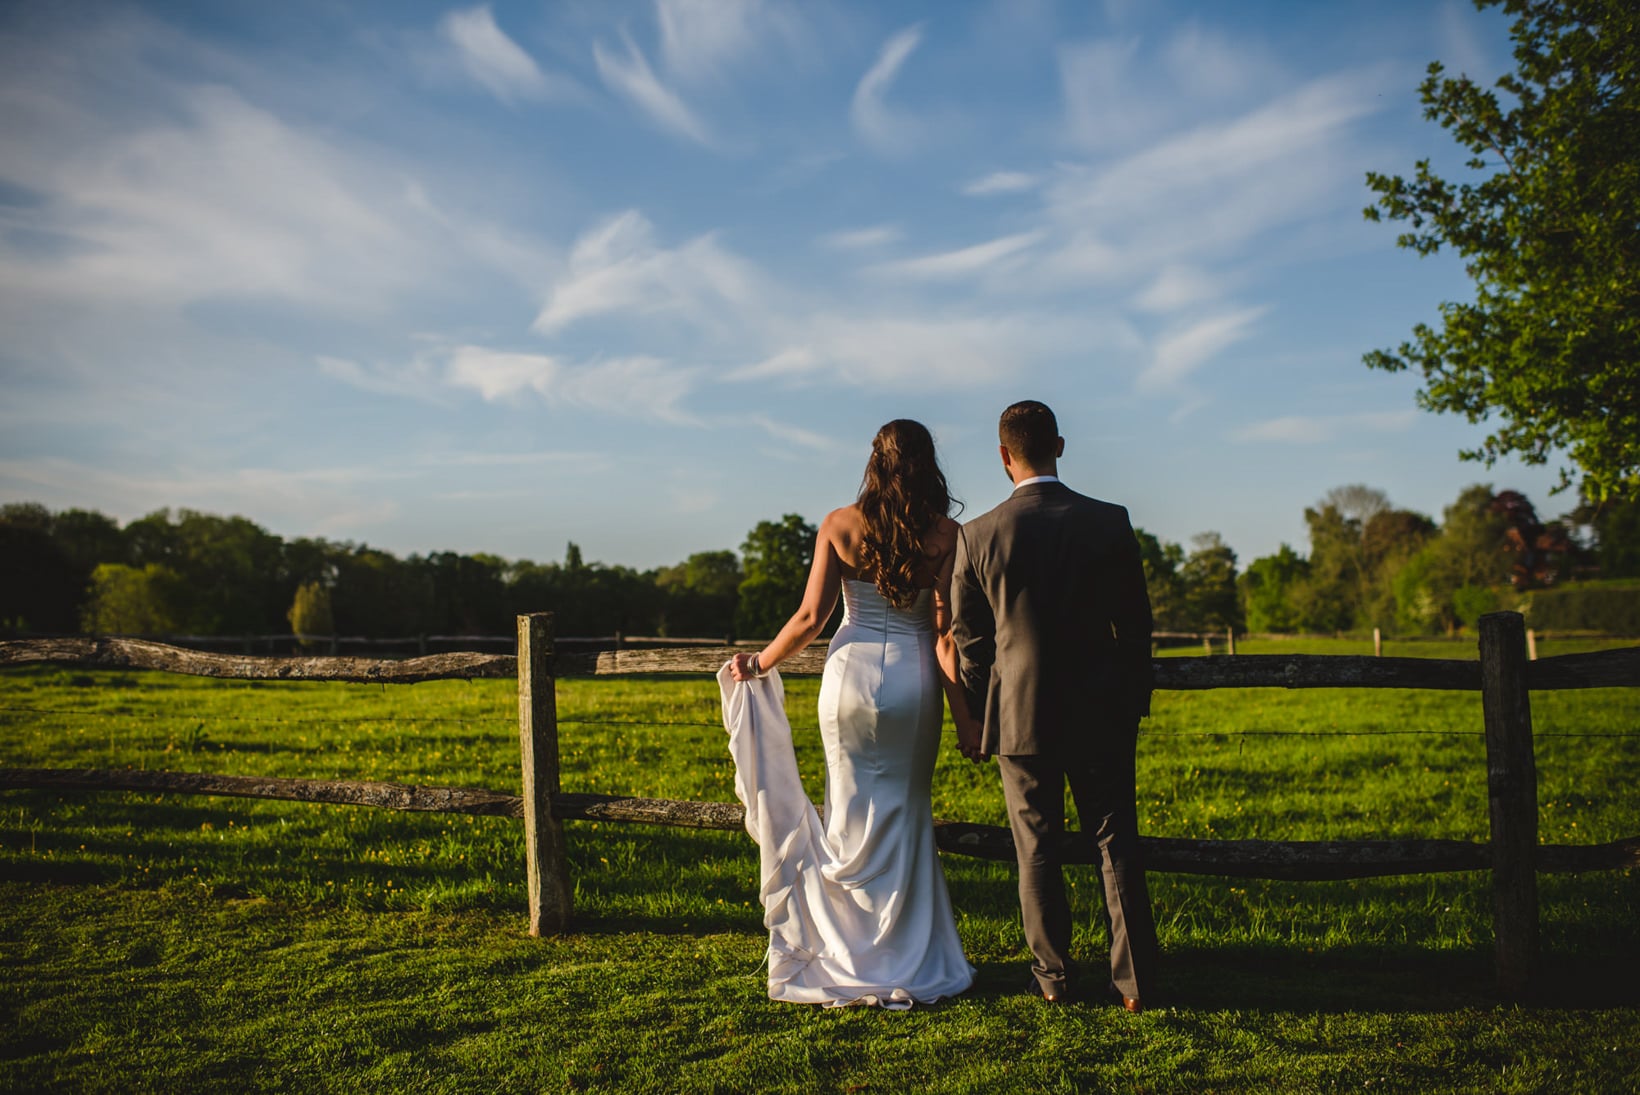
[957,944,1640,1014]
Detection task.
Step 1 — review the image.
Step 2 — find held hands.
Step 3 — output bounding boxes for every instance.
[955,716,987,764]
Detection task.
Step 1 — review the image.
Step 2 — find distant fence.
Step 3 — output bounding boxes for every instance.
[0,631,739,657]
[2,612,1638,998]
[16,625,1629,660]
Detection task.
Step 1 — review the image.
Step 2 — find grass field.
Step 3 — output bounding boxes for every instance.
[2,636,1638,1092]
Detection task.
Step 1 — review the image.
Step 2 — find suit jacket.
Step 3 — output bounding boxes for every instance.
[951,480,1153,757]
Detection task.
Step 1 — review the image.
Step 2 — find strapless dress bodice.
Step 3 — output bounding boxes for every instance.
[838,578,934,637]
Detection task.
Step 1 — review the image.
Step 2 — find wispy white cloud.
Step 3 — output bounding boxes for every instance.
[1137,307,1265,392]
[1047,71,1381,256]
[0,84,425,311]
[732,346,820,381]
[533,209,1126,393]
[961,170,1039,196]
[532,210,761,337]
[1131,266,1225,314]
[445,345,702,424]
[657,0,800,82]
[424,449,592,468]
[866,231,1044,281]
[1059,37,1153,151]
[1060,24,1280,153]
[730,311,1128,390]
[1028,67,1387,306]
[594,31,712,146]
[440,5,569,103]
[851,23,923,153]
[748,413,840,452]
[1229,410,1419,444]
[316,354,449,404]
[819,224,903,250]
[1435,0,1493,81]
[0,455,406,535]
[1161,22,1278,102]
[0,19,557,328]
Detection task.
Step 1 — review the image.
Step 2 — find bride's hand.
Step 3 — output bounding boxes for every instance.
[955,718,986,763]
[729,652,764,682]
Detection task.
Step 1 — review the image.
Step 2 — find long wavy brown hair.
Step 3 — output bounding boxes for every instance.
[856,419,958,608]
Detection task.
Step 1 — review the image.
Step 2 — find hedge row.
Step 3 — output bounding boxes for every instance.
[1524,581,1640,634]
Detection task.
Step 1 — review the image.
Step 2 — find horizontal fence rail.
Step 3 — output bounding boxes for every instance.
[7,635,1639,689]
[0,637,516,682]
[5,766,1638,880]
[4,613,1638,998]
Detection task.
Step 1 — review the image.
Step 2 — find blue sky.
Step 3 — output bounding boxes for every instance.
[0,0,1569,569]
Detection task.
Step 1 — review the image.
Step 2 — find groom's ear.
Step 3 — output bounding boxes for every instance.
[1055,437,1065,459]
[998,444,1013,469]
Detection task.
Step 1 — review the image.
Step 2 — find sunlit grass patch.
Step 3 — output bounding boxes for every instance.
[2,640,1637,1091]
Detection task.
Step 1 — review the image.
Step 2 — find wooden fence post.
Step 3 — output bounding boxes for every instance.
[1203,635,1212,656]
[1479,611,1538,997]
[1373,628,1382,658]
[1226,627,1236,656]
[1526,628,1537,661]
[518,612,572,935]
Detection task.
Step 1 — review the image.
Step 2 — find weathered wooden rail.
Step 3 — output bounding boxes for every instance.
[3,611,1638,997]
[4,766,1636,879]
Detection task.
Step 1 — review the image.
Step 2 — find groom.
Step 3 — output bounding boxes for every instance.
[951,400,1158,1010]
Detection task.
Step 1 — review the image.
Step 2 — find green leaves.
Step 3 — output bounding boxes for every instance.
[1365,0,1640,501]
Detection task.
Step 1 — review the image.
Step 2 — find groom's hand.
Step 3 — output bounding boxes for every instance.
[956,721,986,764]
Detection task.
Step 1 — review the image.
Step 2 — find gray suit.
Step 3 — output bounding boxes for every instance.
[952,479,1158,1000]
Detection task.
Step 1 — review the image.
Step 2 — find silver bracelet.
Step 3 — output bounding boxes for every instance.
[748,653,764,677]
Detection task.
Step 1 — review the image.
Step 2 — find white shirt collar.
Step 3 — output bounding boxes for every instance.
[1012,474,1059,491]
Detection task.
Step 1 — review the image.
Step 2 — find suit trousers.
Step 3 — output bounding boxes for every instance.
[997,722,1157,1000]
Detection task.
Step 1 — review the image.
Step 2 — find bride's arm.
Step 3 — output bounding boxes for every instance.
[931,523,985,762]
[728,512,843,680]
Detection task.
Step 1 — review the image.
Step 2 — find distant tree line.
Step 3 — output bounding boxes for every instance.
[0,503,813,642]
[1174,484,1640,637]
[2,485,1636,642]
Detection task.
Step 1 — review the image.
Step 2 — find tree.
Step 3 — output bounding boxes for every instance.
[1489,489,1572,587]
[1239,544,1310,633]
[1179,532,1241,631]
[331,547,432,637]
[286,580,334,648]
[1364,0,1640,501]
[1134,528,1187,631]
[1361,507,1440,626]
[737,514,816,639]
[1394,484,1515,633]
[0,503,124,631]
[1571,489,1640,577]
[123,508,286,633]
[81,563,183,635]
[0,520,80,632]
[656,550,742,637]
[50,508,125,575]
[1294,501,1362,633]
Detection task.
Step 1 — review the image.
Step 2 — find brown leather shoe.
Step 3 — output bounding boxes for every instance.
[1027,977,1075,1004]
[1106,981,1143,1013]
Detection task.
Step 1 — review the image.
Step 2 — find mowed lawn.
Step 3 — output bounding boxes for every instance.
[2,636,1638,1092]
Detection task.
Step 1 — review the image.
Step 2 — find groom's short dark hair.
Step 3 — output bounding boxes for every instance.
[999,400,1059,465]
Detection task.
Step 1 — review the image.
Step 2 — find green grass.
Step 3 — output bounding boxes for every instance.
[2,639,1638,1092]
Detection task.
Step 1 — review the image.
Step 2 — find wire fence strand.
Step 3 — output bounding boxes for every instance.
[2,704,1633,738]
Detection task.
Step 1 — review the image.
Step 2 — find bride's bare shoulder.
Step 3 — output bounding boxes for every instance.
[820,505,869,543]
[821,506,869,570]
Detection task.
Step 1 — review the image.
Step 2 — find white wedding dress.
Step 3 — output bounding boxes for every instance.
[719,578,975,1009]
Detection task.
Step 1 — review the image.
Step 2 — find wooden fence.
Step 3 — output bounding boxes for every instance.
[3,610,1638,997]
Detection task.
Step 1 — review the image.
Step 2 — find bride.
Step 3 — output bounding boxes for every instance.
[721,419,981,1008]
